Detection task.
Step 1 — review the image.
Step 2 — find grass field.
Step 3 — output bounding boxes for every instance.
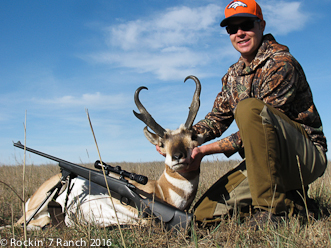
[0,159,330,247]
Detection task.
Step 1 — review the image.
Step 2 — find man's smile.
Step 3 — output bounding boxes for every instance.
[238,39,250,45]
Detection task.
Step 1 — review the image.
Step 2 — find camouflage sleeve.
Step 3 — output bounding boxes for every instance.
[193,73,242,154]
[219,131,242,157]
[260,56,299,112]
[193,88,235,144]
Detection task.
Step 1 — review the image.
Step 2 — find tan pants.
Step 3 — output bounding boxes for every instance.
[194,98,327,222]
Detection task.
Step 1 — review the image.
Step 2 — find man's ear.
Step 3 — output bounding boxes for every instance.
[260,20,266,32]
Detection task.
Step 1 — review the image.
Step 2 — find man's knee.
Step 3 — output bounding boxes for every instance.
[235,98,265,125]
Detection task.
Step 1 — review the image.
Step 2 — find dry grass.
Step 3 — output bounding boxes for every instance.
[0,160,330,247]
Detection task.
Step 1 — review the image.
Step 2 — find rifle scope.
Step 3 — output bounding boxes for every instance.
[94,160,148,185]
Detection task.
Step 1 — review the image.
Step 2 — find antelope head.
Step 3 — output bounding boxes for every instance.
[133,75,204,172]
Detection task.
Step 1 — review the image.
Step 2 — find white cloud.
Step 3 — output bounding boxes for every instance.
[32,92,130,109]
[90,4,222,80]
[261,1,309,35]
[92,48,211,80]
[109,5,221,50]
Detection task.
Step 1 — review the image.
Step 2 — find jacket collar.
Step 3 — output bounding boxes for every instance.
[237,34,289,74]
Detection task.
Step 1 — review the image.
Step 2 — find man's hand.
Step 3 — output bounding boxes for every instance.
[179,139,231,173]
[179,147,204,172]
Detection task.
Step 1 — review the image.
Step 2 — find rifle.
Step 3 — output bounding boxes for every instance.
[13,141,193,231]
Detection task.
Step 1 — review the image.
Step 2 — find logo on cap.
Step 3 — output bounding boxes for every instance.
[227,1,247,10]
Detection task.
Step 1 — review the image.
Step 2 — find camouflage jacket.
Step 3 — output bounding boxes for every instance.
[193,34,327,157]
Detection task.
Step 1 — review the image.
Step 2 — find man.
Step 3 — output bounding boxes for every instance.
[182,0,327,228]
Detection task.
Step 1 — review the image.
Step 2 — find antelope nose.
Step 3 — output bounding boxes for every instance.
[172,153,184,161]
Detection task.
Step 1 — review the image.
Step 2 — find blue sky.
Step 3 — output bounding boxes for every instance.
[1,0,330,165]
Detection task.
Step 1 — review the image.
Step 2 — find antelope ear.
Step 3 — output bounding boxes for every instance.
[143,126,161,146]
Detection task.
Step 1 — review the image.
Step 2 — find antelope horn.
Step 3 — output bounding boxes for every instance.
[133,86,166,138]
[184,75,201,129]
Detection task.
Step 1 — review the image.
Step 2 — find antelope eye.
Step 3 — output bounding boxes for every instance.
[191,133,198,141]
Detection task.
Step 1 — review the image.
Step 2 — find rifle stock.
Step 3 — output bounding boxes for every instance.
[13,141,193,231]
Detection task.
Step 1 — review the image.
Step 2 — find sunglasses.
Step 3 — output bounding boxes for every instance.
[226,19,261,35]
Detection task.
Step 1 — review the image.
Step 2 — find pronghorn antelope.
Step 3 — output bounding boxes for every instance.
[10,75,205,230]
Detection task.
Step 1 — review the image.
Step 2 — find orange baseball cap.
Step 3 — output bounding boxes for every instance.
[220,0,263,27]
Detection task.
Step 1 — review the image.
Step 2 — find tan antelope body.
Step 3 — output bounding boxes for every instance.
[9,76,205,230]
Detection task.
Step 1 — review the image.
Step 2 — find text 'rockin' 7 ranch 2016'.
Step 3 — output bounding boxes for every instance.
[2,238,112,247]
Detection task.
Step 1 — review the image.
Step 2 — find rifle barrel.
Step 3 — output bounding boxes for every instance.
[13,141,75,166]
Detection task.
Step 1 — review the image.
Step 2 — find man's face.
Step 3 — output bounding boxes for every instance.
[227,17,265,65]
